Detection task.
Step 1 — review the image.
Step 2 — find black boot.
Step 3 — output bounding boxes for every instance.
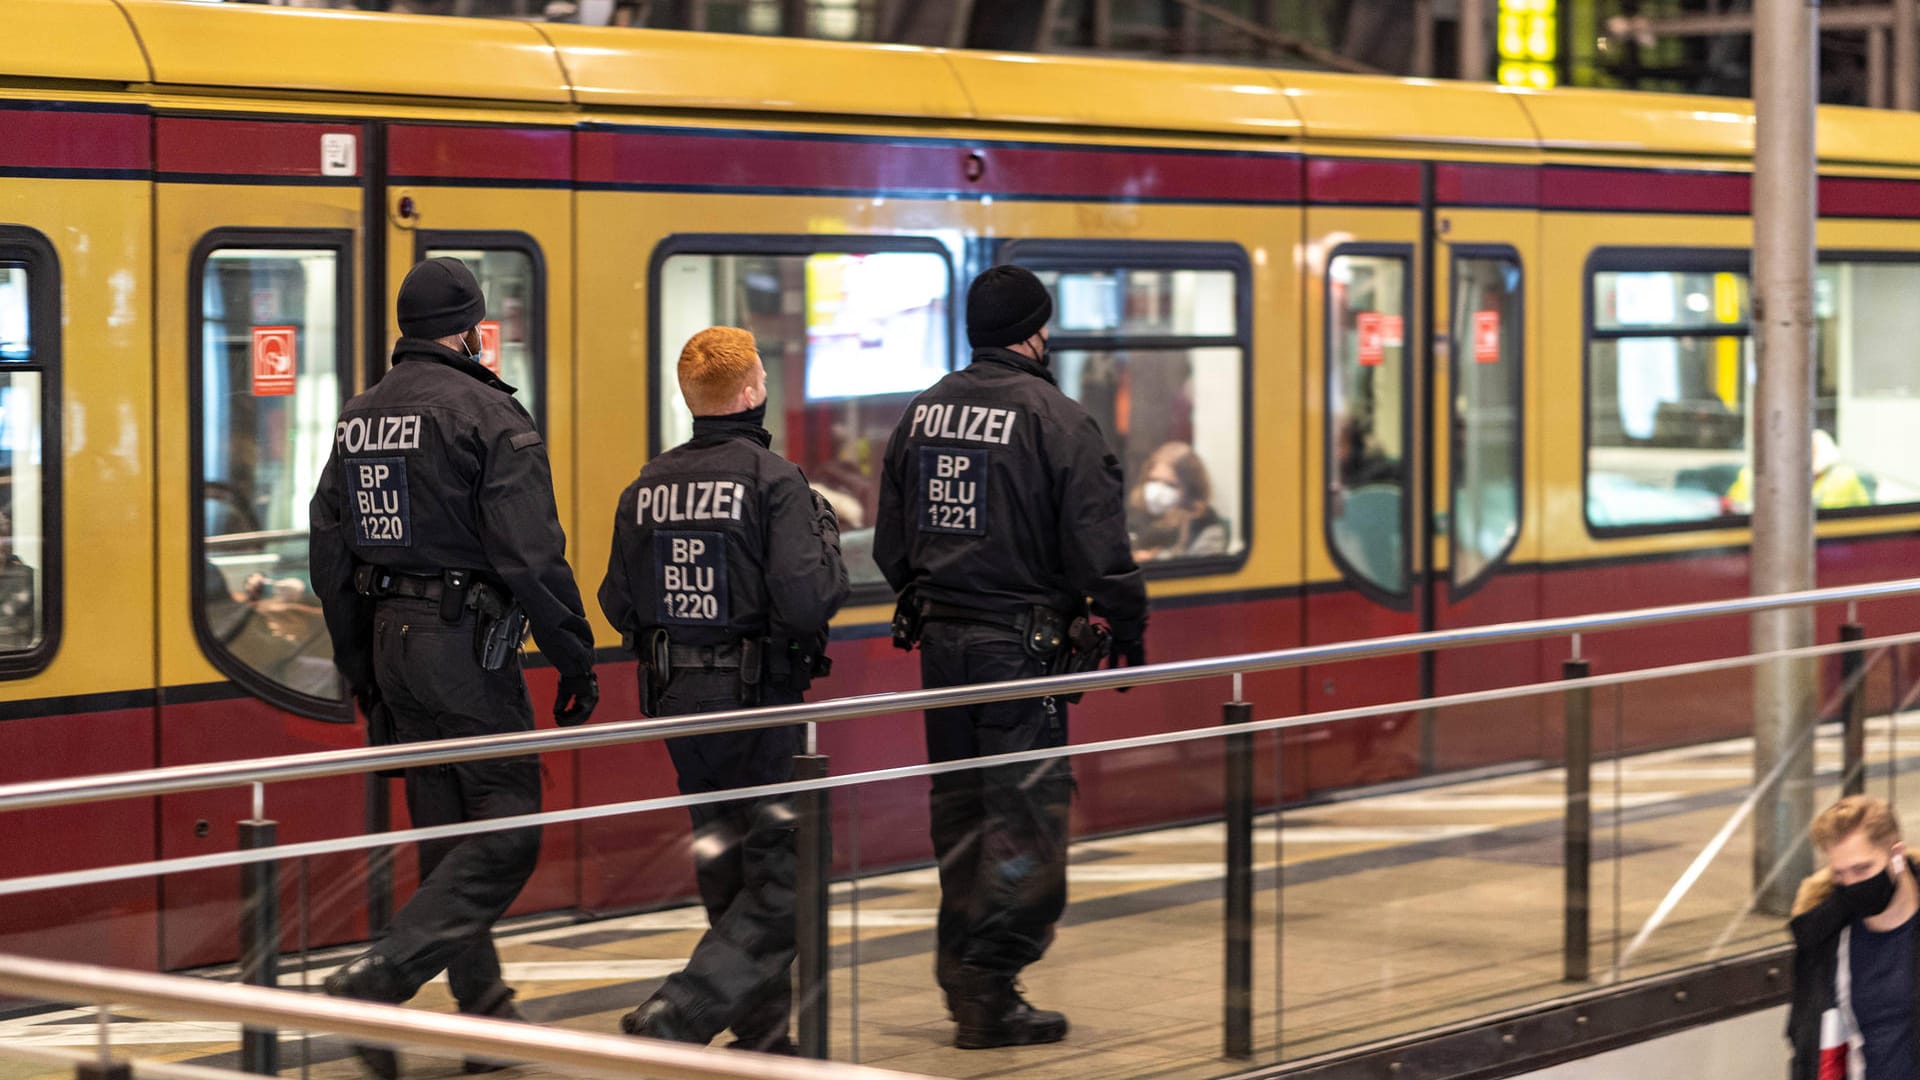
[936,951,963,1021]
[725,989,794,1055]
[620,996,704,1044]
[952,966,1068,1050]
[462,993,525,1074]
[322,955,407,1079]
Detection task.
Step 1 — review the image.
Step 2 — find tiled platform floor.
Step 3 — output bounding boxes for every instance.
[5,713,1899,1080]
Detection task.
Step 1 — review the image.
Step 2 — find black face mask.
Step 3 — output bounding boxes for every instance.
[1841,864,1901,919]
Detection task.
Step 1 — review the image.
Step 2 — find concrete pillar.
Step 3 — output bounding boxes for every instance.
[1750,0,1820,917]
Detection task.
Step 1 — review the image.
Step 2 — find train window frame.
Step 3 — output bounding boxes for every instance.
[1446,244,1525,600]
[415,231,548,435]
[0,227,62,680]
[1580,247,1920,539]
[646,232,961,606]
[188,228,355,721]
[1323,242,1416,609]
[996,238,1255,581]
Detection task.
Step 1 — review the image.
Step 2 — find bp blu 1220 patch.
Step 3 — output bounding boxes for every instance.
[655,530,729,626]
[349,457,411,547]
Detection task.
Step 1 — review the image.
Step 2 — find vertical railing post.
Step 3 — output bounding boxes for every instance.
[365,776,392,936]
[238,818,279,1075]
[1563,659,1592,983]
[1223,698,1254,1060]
[792,753,831,1060]
[1842,622,1868,797]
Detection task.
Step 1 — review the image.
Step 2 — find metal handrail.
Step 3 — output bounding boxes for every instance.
[3,624,1913,899]
[2,575,1915,814]
[0,952,926,1080]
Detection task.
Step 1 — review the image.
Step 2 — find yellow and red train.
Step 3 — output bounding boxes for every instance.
[5,0,1920,972]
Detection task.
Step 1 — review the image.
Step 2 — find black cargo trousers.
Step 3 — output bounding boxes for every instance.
[368,597,541,1016]
[919,618,1072,994]
[655,669,803,1048]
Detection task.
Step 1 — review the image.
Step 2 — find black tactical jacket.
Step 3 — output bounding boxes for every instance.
[874,346,1148,641]
[598,417,849,649]
[310,338,596,688]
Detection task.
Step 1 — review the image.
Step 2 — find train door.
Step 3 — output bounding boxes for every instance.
[378,121,580,917]
[1425,195,1544,772]
[1303,162,1427,792]
[152,115,369,968]
[0,91,157,968]
[1303,160,1544,793]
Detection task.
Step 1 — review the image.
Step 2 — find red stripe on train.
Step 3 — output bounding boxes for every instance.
[0,110,148,172]
[157,117,361,178]
[577,129,1301,202]
[388,124,571,182]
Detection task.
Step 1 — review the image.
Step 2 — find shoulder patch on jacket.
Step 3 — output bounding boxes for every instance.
[510,431,544,451]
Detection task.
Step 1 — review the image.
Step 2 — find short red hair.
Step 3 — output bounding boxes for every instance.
[677,327,759,415]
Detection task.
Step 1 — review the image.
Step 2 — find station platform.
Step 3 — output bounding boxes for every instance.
[1,711,1894,1080]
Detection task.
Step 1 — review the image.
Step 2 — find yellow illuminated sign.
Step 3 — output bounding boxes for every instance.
[1497,0,1557,88]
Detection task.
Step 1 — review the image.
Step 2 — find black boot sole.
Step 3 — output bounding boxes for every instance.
[953,1019,1069,1050]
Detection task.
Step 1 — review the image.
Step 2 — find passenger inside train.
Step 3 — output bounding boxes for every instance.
[0,506,34,653]
[1128,441,1230,561]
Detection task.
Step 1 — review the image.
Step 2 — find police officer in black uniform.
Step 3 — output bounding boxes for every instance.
[310,257,600,1078]
[875,265,1148,1050]
[600,326,848,1054]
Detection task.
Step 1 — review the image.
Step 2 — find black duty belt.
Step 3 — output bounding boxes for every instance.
[921,601,1029,633]
[667,642,744,670]
[380,573,448,602]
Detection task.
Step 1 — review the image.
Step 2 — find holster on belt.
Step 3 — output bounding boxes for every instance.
[639,628,671,716]
[738,638,763,708]
[890,584,924,652]
[1049,614,1112,704]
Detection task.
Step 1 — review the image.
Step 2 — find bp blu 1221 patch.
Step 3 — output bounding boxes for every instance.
[918,446,989,536]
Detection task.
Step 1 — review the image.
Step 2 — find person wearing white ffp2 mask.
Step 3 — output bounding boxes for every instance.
[1126,441,1228,561]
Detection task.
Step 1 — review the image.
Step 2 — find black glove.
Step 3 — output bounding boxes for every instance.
[1108,639,1145,694]
[555,671,599,727]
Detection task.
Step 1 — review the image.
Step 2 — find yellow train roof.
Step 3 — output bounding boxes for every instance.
[9,0,1920,169]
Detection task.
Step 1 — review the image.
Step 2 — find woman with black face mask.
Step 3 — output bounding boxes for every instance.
[1788,795,1920,1080]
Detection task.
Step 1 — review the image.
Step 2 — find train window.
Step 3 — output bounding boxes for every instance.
[0,230,60,675]
[1006,241,1251,574]
[1585,258,1753,531]
[192,238,351,711]
[652,237,956,590]
[1327,248,1412,596]
[1809,261,1920,512]
[1450,251,1523,591]
[1588,256,1920,533]
[421,236,544,431]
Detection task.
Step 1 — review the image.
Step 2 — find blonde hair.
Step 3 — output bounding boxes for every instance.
[1812,795,1903,852]
[677,327,759,415]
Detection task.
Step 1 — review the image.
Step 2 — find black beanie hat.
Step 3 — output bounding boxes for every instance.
[397,257,487,341]
[967,266,1053,349]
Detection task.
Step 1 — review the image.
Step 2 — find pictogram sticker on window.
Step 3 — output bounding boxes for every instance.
[251,326,297,397]
[478,321,502,376]
[1474,310,1502,364]
[1357,312,1384,367]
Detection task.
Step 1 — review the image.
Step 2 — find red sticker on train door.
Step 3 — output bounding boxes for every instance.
[1381,314,1404,348]
[1357,312,1384,366]
[251,326,297,396]
[1474,310,1501,363]
[477,321,502,376]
